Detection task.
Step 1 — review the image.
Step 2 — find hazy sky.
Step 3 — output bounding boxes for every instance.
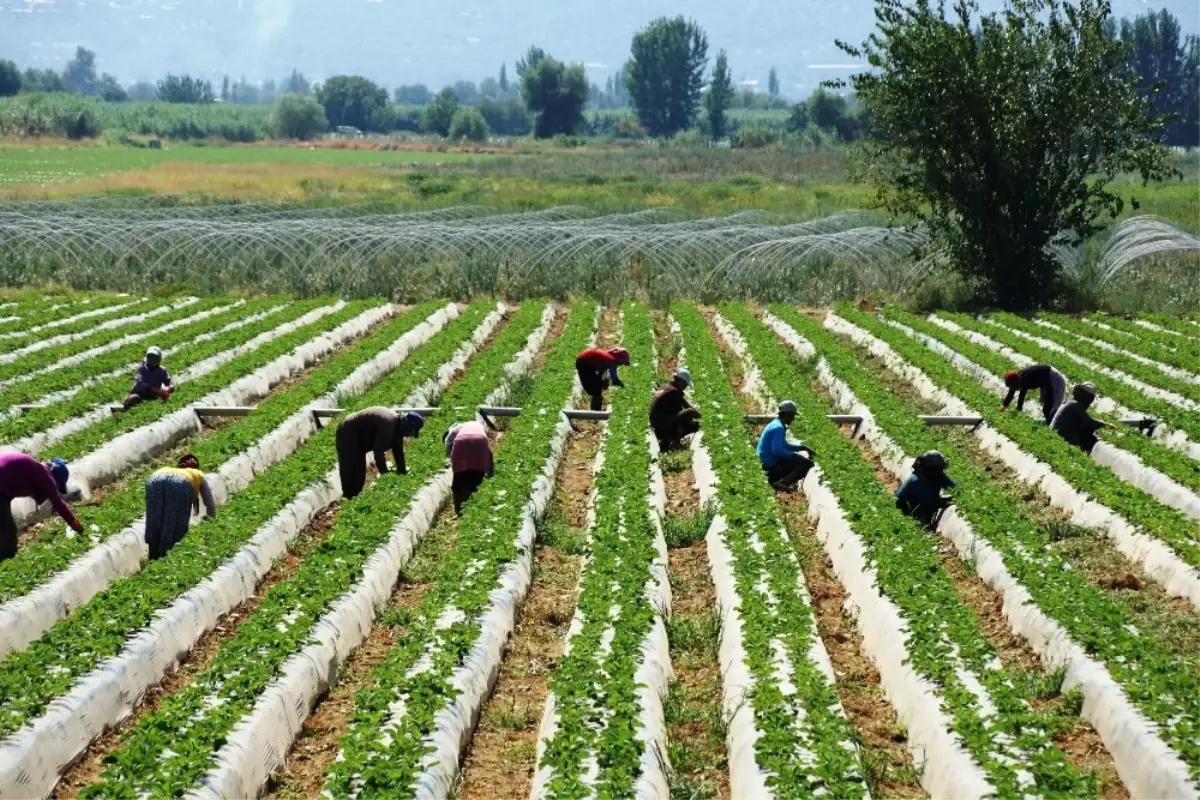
[2,0,1197,96]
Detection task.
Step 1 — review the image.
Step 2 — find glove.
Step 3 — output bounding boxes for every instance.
[999,405,1007,412]
[70,517,84,534]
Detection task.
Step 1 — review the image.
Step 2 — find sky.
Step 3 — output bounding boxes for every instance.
[2,0,1197,97]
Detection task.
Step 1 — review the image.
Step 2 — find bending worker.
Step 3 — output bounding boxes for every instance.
[144,454,216,559]
[1051,382,1115,454]
[575,346,630,411]
[335,407,425,499]
[444,420,494,515]
[895,450,956,527]
[1001,363,1066,424]
[124,346,174,410]
[757,400,815,493]
[649,368,701,451]
[0,454,82,560]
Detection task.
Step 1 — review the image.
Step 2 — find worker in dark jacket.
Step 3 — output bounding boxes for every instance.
[0,454,82,559]
[895,450,957,527]
[575,347,630,411]
[124,346,174,410]
[756,401,815,492]
[1051,383,1115,454]
[650,368,701,451]
[1001,364,1066,424]
[335,407,425,499]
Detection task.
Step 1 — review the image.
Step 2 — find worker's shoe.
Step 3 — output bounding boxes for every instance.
[770,480,795,493]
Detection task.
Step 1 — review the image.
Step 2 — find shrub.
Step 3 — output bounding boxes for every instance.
[0,60,20,98]
[447,106,489,142]
[270,94,327,140]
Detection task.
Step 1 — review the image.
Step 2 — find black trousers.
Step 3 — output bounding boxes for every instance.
[653,409,702,451]
[336,428,368,499]
[452,470,486,514]
[0,498,17,561]
[765,454,814,488]
[576,359,608,411]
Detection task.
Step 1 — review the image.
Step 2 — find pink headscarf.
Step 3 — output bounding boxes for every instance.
[609,348,630,366]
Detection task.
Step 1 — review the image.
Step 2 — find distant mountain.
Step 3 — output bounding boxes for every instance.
[2,0,1197,98]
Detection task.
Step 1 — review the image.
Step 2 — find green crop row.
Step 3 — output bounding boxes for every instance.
[843,306,1200,573]
[0,301,455,737]
[0,301,442,607]
[0,297,332,447]
[80,301,544,799]
[538,302,660,798]
[1141,313,1200,338]
[989,312,1200,406]
[25,299,364,462]
[771,305,1199,787]
[718,303,1092,797]
[0,297,267,402]
[1077,314,1200,371]
[0,294,136,340]
[674,304,870,798]
[321,302,592,799]
[0,297,168,356]
[881,308,1200,494]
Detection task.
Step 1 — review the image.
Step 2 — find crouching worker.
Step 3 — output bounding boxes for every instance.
[1001,364,1066,424]
[124,346,174,410]
[1051,382,1115,455]
[144,454,216,559]
[757,401,816,493]
[0,454,82,560]
[575,347,630,411]
[335,407,425,499]
[444,420,494,515]
[650,368,701,451]
[895,450,956,528]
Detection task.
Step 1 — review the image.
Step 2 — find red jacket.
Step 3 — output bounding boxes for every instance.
[577,348,617,369]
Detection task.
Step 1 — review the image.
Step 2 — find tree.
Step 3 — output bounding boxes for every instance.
[516,46,548,80]
[221,76,230,102]
[156,74,215,103]
[453,80,479,105]
[499,63,509,95]
[1115,10,1199,147]
[768,66,780,96]
[839,0,1175,309]
[448,106,490,141]
[22,68,65,93]
[627,16,709,137]
[96,74,127,102]
[0,60,20,97]
[62,46,98,95]
[127,81,156,101]
[316,75,388,131]
[520,53,588,138]
[395,84,431,105]
[786,102,809,132]
[479,77,500,100]
[479,98,531,136]
[271,94,327,140]
[281,69,311,96]
[705,50,734,139]
[421,87,460,135]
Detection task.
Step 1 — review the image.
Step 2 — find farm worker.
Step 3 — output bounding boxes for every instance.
[895,450,957,527]
[0,454,82,560]
[1051,382,1116,455]
[123,346,174,410]
[144,454,216,559]
[335,407,425,499]
[757,400,816,493]
[649,368,702,451]
[444,420,494,515]
[1000,364,1066,424]
[575,347,630,412]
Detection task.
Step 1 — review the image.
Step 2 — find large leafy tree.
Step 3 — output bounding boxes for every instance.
[1114,10,1199,147]
[421,87,460,135]
[271,94,328,140]
[838,0,1175,309]
[520,52,588,138]
[62,47,98,95]
[0,60,20,97]
[316,75,388,132]
[156,74,215,103]
[705,50,734,140]
[627,16,708,137]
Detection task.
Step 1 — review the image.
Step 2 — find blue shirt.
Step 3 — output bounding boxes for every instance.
[757,419,803,469]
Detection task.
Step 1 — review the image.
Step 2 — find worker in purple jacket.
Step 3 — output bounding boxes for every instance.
[0,453,83,560]
[124,346,174,410]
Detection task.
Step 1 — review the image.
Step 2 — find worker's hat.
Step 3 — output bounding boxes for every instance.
[404,411,425,437]
[1076,382,1098,398]
[146,346,163,359]
[778,400,798,415]
[610,348,631,366]
[920,450,948,469]
[674,368,692,387]
[48,458,70,494]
